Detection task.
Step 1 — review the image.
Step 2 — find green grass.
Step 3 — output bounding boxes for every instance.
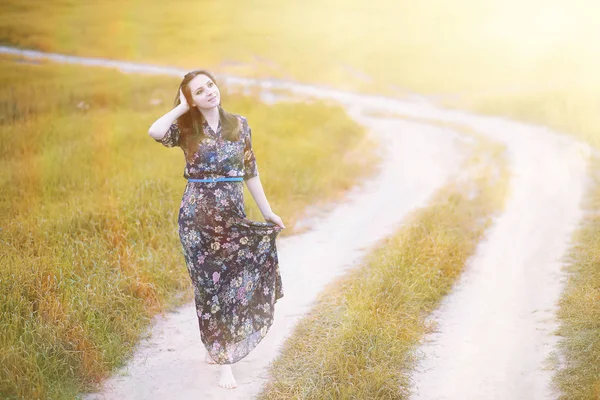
[0,56,375,400]
[258,127,509,399]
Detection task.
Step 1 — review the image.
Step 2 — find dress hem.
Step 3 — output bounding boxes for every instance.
[203,295,282,365]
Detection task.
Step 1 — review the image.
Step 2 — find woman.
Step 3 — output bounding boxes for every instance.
[148,70,285,389]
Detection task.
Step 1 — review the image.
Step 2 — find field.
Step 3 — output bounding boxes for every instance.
[1,0,599,398]
[0,56,374,399]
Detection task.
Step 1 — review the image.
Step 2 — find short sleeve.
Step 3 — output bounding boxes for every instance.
[242,119,259,180]
[154,123,180,148]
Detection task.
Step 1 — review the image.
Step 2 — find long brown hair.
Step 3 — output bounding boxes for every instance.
[174,70,241,158]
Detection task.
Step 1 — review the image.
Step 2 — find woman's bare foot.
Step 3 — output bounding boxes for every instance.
[204,352,216,365]
[218,365,237,389]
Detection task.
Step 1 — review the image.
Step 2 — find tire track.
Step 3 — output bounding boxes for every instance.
[1,46,591,399]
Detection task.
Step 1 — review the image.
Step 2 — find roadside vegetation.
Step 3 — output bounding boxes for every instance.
[0,56,375,400]
[258,126,509,399]
[552,157,600,400]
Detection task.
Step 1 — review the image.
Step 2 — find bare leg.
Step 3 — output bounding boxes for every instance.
[219,365,237,389]
[200,334,235,387]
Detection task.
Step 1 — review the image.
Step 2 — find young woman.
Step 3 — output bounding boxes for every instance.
[148,70,285,389]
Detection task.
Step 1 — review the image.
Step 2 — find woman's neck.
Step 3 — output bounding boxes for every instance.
[200,107,220,130]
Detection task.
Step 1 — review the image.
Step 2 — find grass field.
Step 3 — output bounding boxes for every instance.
[2,1,599,154]
[553,157,600,400]
[258,126,509,399]
[0,56,375,399]
[0,1,598,95]
[2,0,600,397]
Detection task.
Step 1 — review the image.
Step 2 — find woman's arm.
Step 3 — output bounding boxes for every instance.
[148,90,190,140]
[245,176,285,229]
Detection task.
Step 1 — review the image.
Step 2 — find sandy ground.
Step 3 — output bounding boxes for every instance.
[1,46,592,400]
[79,115,463,400]
[406,118,591,400]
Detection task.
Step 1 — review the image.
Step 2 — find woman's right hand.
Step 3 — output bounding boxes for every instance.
[179,88,191,112]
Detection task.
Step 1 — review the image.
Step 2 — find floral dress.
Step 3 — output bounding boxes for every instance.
[154,115,283,364]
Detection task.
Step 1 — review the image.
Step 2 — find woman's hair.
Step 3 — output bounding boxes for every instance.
[174,70,241,158]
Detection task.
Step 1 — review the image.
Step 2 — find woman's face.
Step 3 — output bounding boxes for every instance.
[187,74,220,110]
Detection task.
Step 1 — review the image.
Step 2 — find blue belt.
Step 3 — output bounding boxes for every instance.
[188,177,243,183]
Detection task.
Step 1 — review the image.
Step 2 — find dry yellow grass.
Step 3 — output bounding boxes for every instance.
[553,157,600,400]
[2,0,600,396]
[1,1,599,97]
[258,126,509,399]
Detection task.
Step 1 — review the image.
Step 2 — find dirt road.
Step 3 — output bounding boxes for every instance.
[1,46,591,400]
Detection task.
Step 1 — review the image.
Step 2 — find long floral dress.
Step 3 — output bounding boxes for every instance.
[154,115,283,365]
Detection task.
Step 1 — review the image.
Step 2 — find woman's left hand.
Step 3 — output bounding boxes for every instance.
[263,211,285,229]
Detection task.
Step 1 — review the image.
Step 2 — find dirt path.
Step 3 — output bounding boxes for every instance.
[406,117,591,400]
[1,46,592,399]
[83,115,462,400]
